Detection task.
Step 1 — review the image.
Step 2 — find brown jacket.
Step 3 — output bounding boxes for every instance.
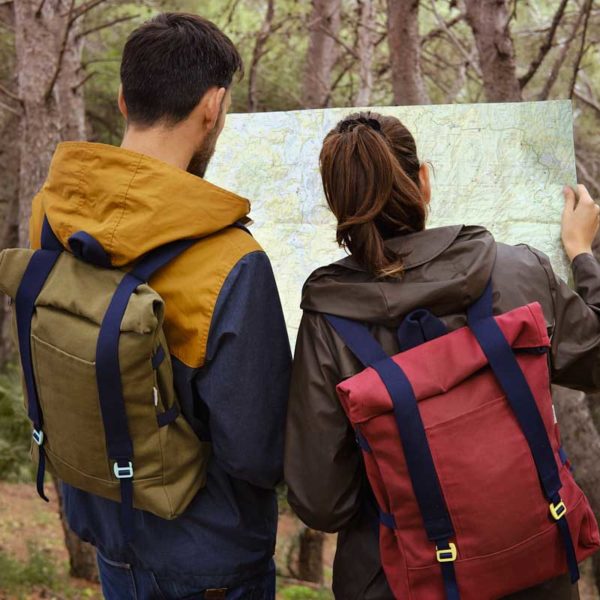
[285,225,600,600]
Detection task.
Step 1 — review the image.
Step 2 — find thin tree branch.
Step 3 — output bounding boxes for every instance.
[568,0,593,99]
[0,17,14,32]
[0,82,21,104]
[319,24,360,60]
[421,12,465,45]
[44,0,76,102]
[538,0,588,100]
[220,0,241,30]
[35,0,47,17]
[574,89,600,117]
[0,98,21,116]
[576,157,600,199]
[69,0,108,24]
[519,0,569,88]
[430,0,482,78]
[71,70,96,92]
[76,13,139,40]
[247,0,275,112]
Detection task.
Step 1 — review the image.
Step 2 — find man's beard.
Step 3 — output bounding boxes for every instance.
[187,127,218,178]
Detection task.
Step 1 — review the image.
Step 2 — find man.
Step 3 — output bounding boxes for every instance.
[29,13,291,599]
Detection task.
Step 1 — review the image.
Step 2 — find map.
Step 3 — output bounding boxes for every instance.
[206,101,576,344]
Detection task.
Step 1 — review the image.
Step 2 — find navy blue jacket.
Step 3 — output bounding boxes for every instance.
[63,251,291,589]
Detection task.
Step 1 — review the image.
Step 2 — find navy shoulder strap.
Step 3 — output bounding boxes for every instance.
[324,312,459,599]
[324,314,388,367]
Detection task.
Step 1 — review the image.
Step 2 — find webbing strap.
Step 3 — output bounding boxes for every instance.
[131,238,199,281]
[440,557,460,600]
[15,249,62,501]
[325,314,388,367]
[325,314,460,599]
[95,237,198,540]
[370,357,455,542]
[325,314,455,541]
[467,281,579,583]
[41,218,63,252]
[397,309,447,351]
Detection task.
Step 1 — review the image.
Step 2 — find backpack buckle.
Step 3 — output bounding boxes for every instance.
[113,461,134,479]
[550,500,567,521]
[32,429,44,446]
[436,542,457,563]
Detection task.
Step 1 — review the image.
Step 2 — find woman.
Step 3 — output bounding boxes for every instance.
[284,112,600,600]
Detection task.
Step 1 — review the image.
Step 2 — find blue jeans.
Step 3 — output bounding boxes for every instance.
[97,552,276,600]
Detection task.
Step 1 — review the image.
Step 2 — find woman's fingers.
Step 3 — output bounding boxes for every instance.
[561,184,599,262]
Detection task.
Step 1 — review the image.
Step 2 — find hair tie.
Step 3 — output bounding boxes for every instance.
[339,116,382,134]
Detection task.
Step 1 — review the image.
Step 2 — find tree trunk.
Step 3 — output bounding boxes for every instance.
[302,0,341,108]
[0,110,20,365]
[355,0,374,106]
[13,0,95,581]
[297,527,325,584]
[248,0,275,112]
[53,478,100,582]
[387,0,429,105]
[14,0,85,247]
[463,0,522,102]
[553,387,600,514]
[553,386,600,593]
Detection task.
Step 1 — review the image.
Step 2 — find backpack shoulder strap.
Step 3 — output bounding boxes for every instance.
[467,280,579,583]
[324,314,388,368]
[41,217,63,252]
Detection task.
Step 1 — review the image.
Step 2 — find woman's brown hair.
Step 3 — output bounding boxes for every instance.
[320,111,427,278]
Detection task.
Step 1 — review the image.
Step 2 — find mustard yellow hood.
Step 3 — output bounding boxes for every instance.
[30,142,250,266]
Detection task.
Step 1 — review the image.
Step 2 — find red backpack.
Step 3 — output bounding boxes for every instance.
[325,281,600,600]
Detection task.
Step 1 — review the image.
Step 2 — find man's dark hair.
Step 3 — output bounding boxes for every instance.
[120,13,243,126]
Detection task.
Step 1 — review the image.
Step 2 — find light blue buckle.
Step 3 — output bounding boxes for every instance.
[113,461,134,479]
[32,429,44,446]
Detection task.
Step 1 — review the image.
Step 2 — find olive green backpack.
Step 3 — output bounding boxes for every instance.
[0,219,210,538]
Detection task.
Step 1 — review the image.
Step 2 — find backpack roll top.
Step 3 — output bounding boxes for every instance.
[0,233,210,532]
[326,283,600,600]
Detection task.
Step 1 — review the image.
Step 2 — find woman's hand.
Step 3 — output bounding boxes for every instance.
[561,184,600,262]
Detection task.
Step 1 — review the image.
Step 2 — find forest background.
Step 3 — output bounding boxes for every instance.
[1,0,600,598]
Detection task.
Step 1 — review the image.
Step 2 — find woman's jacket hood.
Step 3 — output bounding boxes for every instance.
[30,142,251,266]
[301,225,497,324]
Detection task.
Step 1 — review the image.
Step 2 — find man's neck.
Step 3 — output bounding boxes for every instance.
[120,126,194,172]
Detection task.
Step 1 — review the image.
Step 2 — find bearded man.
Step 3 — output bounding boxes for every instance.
[28,13,291,599]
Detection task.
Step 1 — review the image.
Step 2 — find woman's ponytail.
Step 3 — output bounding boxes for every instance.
[320,112,427,278]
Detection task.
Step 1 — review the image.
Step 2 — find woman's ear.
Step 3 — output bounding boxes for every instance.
[419,163,432,205]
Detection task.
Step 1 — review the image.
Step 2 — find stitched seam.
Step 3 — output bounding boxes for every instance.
[169,233,262,367]
[70,149,90,237]
[107,155,143,256]
[44,445,163,483]
[405,488,586,570]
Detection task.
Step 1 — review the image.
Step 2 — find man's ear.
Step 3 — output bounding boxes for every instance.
[419,163,432,205]
[201,87,227,131]
[117,84,128,120]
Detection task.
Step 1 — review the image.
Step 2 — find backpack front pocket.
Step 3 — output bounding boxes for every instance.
[31,333,110,480]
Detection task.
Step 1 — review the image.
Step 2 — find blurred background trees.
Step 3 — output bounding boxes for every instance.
[0,0,600,597]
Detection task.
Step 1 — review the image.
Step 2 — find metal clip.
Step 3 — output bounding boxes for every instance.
[32,429,44,446]
[113,461,134,479]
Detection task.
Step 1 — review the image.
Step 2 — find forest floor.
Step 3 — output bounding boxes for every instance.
[0,482,335,599]
[0,482,599,600]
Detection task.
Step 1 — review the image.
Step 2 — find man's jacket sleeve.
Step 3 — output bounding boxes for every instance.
[194,250,291,489]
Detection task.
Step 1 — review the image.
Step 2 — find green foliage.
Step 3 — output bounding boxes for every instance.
[0,363,32,482]
[0,541,58,593]
[279,584,333,600]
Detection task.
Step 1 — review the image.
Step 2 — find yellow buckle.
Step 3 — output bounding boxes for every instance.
[436,543,457,563]
[550,500,567,521]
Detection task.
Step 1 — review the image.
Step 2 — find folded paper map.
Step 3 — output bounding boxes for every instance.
[207,100,576,343]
